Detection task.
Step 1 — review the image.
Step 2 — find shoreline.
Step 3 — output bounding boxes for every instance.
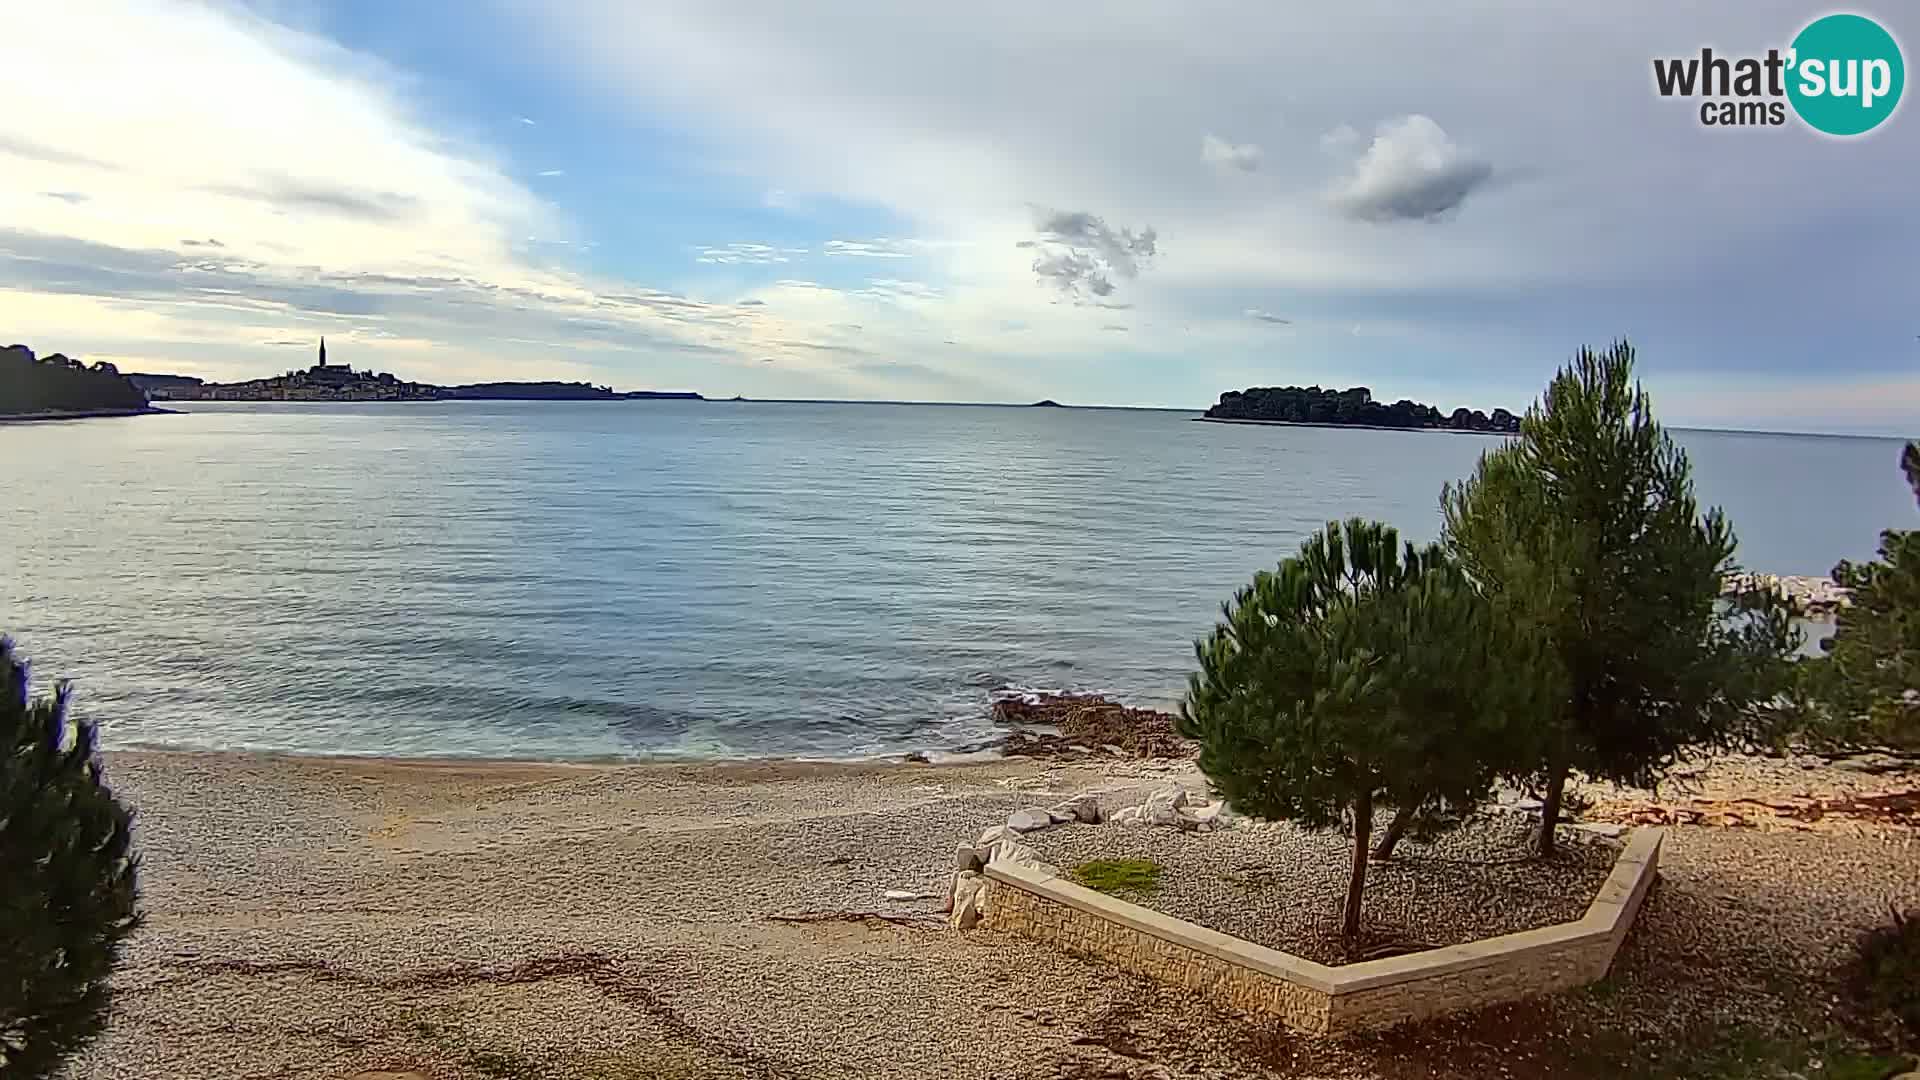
[1193,415,1517,435]
[0,405,179,423]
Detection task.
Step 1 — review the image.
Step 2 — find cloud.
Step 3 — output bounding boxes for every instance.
[41,191,90,204]
[536,169,565,177]
[1326,115,1493,223]
[181,238,226,248]
[693,242,806,265]
[204,178,425,223]
[0,134,120,171]
[1201,133,1262,173]
[736,298,766,306]
[263,338,309,346]
[1102,323,1129,332]
[1026,209,1157,299]
[822,239,913,258]
[1244,309,1291,324]
[517,116,537,125]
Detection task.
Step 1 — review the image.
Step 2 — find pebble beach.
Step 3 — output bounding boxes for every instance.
[64,749,1920,1080]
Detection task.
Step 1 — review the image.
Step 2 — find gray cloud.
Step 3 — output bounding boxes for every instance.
[1102,323,1130,332]
[181,238,226,248]
[737,298,766,306]
[41,191,91,204]
[263,338,310,346]
[1201,134,1262,173]
[1026,209,1157,299]
[204,178,424,223]
[1245,309,1292,324]
[0,136,119,171]
[1327,115,1493,223]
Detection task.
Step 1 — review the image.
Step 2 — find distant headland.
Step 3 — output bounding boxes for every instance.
[1,343,167,420]
[126,338,703,403]
[1200,385,1519,434]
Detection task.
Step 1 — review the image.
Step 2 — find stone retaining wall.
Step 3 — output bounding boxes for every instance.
[978,827,1662,1034]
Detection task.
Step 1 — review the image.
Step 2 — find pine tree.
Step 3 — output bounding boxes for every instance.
[1442,341,1798,856]
[1179,519,1539,945]
[1804,443,1920,749]
[1,637,142,1078]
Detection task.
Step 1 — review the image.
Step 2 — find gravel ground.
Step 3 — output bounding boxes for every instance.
[1023,809,1615,964]
[52,751,1920,1080]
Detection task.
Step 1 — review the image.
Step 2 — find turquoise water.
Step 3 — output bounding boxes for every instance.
[2,402,1912,759]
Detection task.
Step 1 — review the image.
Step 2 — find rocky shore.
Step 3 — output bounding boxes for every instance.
[1723,571,1852,615]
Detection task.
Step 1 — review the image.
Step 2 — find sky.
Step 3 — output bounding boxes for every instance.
[0,1,1915,434]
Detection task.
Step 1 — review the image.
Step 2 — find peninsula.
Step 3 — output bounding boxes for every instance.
[127,338,704,403]
[1201,385,1520,434]
[1,343,165,420]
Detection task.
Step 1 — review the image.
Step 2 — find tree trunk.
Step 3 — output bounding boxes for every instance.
[1343,790,1373,944]
[1536,761,1568,858]
[1371,799,1419,862]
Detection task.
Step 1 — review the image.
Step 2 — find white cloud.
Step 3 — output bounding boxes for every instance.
[822,239,913,258]
[536,169,565,177]
[1201,134,1262,173]
[517,116,537,125]
[1326,114,1493,223]
[1245,309,1291,324]
[693,243,806,264]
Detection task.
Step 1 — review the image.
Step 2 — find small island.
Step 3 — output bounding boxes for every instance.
[2,344,164,420]
[1028,399,1065,408]
[1201,385,1519,434]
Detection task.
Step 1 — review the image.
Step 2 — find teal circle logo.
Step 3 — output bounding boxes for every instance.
[1787,14,1904,135]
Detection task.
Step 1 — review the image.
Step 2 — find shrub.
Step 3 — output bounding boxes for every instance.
[1847,904,1920,1037]
[0,637,142,1078]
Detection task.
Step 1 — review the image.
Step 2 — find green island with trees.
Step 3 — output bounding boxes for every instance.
[1202,383,1521,432]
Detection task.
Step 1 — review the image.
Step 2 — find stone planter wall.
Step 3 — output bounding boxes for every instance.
[976,827,1663,1035]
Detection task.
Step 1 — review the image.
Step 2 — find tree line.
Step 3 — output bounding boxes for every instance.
[1204,384,1521,432]
[1,344,150,415]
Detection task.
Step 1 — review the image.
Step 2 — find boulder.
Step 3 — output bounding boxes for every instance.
[950,871,987,929]
[986,837,1043,868]
[1143,786,1188,826]
[1109,805,1144,827]
[977,824,1013,847]
[1007,808,1056,834]
[955,843,984,873]
[1050,794,1103,825]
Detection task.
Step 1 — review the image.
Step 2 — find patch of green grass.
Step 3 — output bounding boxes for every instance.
[1071,858,1162,895]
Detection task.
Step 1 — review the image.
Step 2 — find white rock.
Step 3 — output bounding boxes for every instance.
[1007,808,1056,833]
[1101,744,1125,756]
[1514,797,1544,812]
[1573,822,1629,839]
[1109,806,1144,827]
[986,838,1042,867]
[1050,794,1103,825]
[883,889,932,901]
[1143,786,1189,826]
[950,872,987,930]
[977,824,1013,847]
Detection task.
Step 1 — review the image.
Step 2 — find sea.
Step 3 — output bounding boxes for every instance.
[3,401,1914,761]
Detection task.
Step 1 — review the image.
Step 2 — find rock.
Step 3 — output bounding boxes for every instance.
[883,889,930,901]
[1109,806,1144,827]
[1573,822,1629,839]
[1836,752,1906,774]
[1514,797,1544,812]
[1101,744,1125,756]
[1143,785,1188,826]
[1050,794,1103,825]
[950,871,987,929]
[955,843,984,872]
[1007,808,1056,833]
[986,838,1043,868]
[977,824,1013,847]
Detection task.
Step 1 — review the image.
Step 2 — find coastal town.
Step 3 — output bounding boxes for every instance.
[123,339,704,403]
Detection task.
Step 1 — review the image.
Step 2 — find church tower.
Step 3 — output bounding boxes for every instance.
[318,336,327,368]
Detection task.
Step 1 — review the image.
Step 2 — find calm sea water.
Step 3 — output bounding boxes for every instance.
[3,402,1913,760]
